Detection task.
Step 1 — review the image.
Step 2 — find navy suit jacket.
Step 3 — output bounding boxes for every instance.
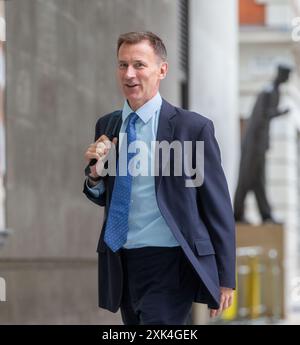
[83,99,236,311]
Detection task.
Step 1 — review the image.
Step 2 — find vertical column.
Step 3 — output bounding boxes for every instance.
[189,0,239,197]
[189,0,239,324]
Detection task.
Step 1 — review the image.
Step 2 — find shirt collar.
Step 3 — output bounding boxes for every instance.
[122,92,162,124]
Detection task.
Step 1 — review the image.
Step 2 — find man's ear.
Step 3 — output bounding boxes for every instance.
[159,62,168,80]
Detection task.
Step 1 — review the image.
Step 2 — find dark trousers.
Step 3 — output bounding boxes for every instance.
[120,246,199,325]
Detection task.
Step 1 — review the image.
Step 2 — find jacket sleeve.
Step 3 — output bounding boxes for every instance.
[83,178,106,206]
[197,120,236,288]
[82,117,107,207]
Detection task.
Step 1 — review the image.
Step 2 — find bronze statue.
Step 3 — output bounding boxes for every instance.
[234,65,291,224]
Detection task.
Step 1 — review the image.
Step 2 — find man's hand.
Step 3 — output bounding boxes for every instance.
[209,287,234,318]
[84,135,118,178]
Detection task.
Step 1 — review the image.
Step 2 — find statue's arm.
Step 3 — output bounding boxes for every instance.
[268,108,289,118]
[264,91,289,118]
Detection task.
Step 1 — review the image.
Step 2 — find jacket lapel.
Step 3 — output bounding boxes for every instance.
[155,99,177,194]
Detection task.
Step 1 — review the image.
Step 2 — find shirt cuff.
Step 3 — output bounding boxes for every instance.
[85,178,106,198]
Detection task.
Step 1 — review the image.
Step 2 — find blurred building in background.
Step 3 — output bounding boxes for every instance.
[238,0,300,322]
[0,0,300,325]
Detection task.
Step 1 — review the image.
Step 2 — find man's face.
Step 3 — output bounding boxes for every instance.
[117,40,168,110]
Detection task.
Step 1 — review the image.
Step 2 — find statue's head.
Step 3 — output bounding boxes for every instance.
[277,64,292,83]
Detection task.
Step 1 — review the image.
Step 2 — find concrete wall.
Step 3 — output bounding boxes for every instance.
[0,0,180,324]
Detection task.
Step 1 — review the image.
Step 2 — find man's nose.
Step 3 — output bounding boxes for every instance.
[125,65,136,79]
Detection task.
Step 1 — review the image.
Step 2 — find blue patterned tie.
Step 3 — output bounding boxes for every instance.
[104,112,139,252]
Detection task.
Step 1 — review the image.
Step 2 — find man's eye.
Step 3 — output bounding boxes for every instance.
[119,63,127,68]
[135,63,144,68]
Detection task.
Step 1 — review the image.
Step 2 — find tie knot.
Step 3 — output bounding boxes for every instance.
[129,112,139,124]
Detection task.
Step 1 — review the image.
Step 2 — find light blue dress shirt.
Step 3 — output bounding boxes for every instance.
[86,92,179,249]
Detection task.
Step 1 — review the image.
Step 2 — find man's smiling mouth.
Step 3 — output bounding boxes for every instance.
[125,84,139,88]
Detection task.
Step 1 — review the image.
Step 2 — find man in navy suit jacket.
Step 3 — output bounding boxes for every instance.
[83,31,236,325]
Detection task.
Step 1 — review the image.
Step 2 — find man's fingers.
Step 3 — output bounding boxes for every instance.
[95,134,109,143]
[219,294,225,311]
[103,140,112,149]
[210,309,218,318]
[85,152,100,162]
[210,297,226,318]
[228,295,233,308]
[96,143,106,156]
[223,294,233,310]
[94,136,116,153]
[222,298,229,310]
[85,135,118,165]
[97,142,107,150]
[209,289,234,318]
[210,309,220,318]
[210,309,219,317]
[219,295,232,313]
